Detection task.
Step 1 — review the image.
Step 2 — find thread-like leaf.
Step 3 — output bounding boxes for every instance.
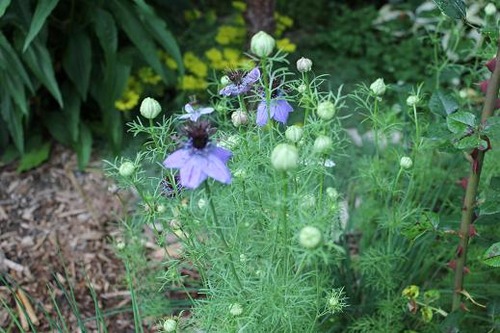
[23,0,59,52]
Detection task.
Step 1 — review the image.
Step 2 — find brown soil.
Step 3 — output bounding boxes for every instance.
[0,145,140,332]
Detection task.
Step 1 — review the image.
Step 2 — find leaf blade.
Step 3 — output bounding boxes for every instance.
[23,0,59,52]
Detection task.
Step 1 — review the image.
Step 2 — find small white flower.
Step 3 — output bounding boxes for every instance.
[299,226,322,249]
[406,95,420,107]
[313,135,333,154]
[179,103,214,122]
[250,31,275,57]
[197,198,207,209]
[370,78,386,96]
[116,239,125,250]
[231,110,249,127]
[140,97,162,119]
[163,318,177,332]
[119,161,135,177]
[239,254,247,263]
[485,3,497,16]
[326,187,339,200]
[400,156,413,169]
[285,125,304,143]
[229,303,243,316]
[271,143,299,171]
[156,204,167,213]
[296,57,313,72]
[317,100,336,120]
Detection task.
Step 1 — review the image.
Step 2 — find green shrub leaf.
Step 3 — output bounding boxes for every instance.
[20,38,63,107]
[0,0,12,18]
[433,0,466,20]
[109,0,168,83]
[23,0,59,52]
[0,32,34,94]
[17,142,51,172]
[63,32,92,100]
[447,111,476,134]
[93,9,118,59]
[483,242,500,267]
[429,90,459,117]
[0,94,24,154]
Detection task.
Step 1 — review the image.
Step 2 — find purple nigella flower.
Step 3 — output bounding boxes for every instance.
[256,90,293,126]
[163,121,232,189]
[179,103,214,122]
[219,67,260,97]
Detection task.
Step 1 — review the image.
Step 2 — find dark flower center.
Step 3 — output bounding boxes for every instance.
[227,70,245,85]
[184,121,215,149]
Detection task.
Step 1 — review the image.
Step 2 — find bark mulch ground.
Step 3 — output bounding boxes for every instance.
[0,145,140,332]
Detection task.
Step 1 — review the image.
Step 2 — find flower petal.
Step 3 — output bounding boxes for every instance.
[211,146,232,163]
[272,99,293,124]
[163,149,191,168]
[220,84,239,96]
[199,107,214,115]
[243,67,260,85]
[205,153,232,184]
[180,155,207,189]
[185,103,195,114]
[256,101,269,127]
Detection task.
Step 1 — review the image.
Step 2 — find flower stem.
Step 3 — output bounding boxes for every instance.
[204,182,243,290]
[451,41,500,311]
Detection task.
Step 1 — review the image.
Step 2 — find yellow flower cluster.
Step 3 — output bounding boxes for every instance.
[276,38,296,53]
[138,67,161,85]
[180,52,208,90]
[205,47,251,70]
[115,76,143,111]
[215,25,246,45]
[232,1,246,12]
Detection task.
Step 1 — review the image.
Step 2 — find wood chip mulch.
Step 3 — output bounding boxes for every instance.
[0,145,141,332]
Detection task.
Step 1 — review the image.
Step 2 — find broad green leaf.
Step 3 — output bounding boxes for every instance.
[43,111,71,144]
[0,92,24,154]
[133,0,183,77]
[109,0,168,83]
[0,32,34,94]
[483,242,500,267]
[93,9,117,60]
[75,122,92,170]
[63,32,91,100]
[454,135,481,150]
[434,0,466,20]
[20,37,63,107]
[0,0,12,18]
[17,142,51,172]
[23,0,59,51]
[447,111,476,134]
[479,177,500,215]
[429,90,458,117]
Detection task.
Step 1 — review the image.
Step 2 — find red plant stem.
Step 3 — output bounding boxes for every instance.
[451,39,500,312]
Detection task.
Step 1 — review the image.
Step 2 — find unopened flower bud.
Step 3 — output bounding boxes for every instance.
[317,100,336,120]
[326,187,339,200]
[485,3,497,16]
[402,285,420,299]
[296,57,313,72]
[231,110,248,127]
[297,84,307,93]
[119,161,135,177]
[406,95,420,107]
[299,226,322,249]
[421,306,433,323]
[313,135,333,154]
[250,31,275,57]
[163,318,177,332]
[271,143,299,171]
[285,125,303,143]
[116,239,125,250]
[140,97,161,119]
[229,303,243,316]
[156,204,167,213]
[370,78,386,96]
[400,156,413,169]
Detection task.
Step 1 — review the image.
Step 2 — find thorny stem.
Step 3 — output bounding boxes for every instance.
[204,182,243,290]
[451,40,500,312]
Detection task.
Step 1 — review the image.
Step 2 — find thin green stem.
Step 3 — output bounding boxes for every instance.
[204,182,243,289]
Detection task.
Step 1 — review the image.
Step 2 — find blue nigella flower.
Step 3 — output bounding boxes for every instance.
[178,103,214,122]
[163,121,232,189]
[219,67,260,97]
[256,89,293,126]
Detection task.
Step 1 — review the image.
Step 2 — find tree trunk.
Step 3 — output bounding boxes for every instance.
[244,0,276,36]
